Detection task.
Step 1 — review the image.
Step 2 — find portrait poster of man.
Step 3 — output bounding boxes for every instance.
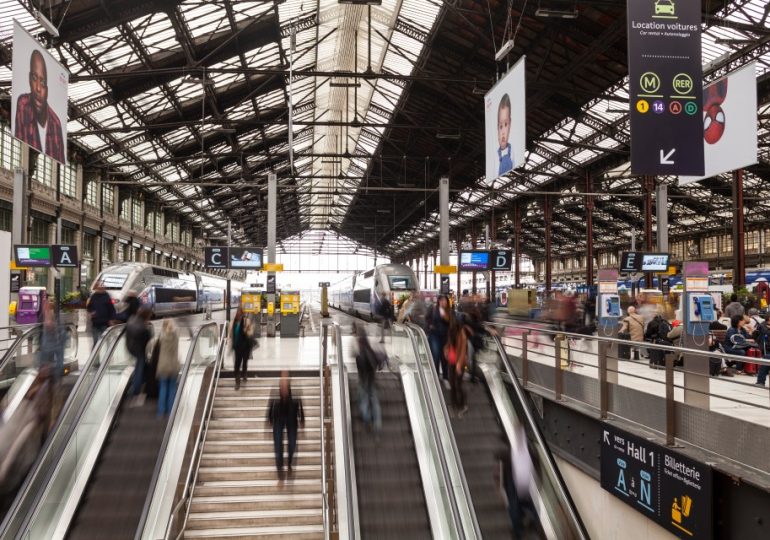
[484,56,526,182]
[11,21,69,165]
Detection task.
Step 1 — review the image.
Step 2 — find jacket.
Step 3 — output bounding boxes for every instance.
[126,315,153,358]
[267,393,304,429]
[156,328,180,378]
[622,313,646,342]
[87,291,116,328]
[445,326,468,370]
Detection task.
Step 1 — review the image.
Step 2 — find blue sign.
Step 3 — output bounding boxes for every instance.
[459,250,490,271]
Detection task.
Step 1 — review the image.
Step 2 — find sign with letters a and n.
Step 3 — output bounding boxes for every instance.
[52,245,78,267]
[601,423,712,538]
[627,0,704,175]
[204,247,229,269]
[490,250,513,271]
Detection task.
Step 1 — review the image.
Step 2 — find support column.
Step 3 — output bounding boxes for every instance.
[423,253,428,290]
[439,176,450,295]
[471,230,477,296]
[585,172,594,288]
[544,196,552,292]
[432,251,437,289]
[656,182,669,254]
[490,217,496,302]
[267,173,277,335]
[514,204,521,287]
[733,169,745,288]
[643,176,655,288]
[456,234,462,299]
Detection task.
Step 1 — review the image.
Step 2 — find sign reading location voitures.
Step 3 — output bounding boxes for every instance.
[600,423,712,538]
[628,0,704,175]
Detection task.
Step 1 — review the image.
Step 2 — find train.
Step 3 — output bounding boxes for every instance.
[329,263,419,320]
[92,262,245,317]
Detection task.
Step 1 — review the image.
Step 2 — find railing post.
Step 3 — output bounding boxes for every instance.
[554,334,563,400]
[521,330,529,387]
[598,341,608,419]
[665,352,675,446]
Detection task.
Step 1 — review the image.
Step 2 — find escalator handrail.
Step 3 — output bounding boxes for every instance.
[332,322,358,540]
[319,323,329,540]
[0,323,77,375]
[1,323,127,539]
[164,322,229,540]
[487,329,589,539]
[134,321,220,539]
[402,322,482,540]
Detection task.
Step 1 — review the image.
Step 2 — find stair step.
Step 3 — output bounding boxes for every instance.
[205,427,320,442]
[198,465,321,482]
[212,406,320,419]
[187,508,322,529]
[209,418,320,430]
[200,452,321,468]
[202,439,321,453]
[191,493,321,512]
[184,524,324,539]
[194,479,322,497]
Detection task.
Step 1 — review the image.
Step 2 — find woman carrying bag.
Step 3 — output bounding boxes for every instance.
[156,318,180,417]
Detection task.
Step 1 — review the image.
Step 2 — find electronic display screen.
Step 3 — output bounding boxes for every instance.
[14,245,51,267]
[642,254,670,272]
[459,251,490,271]
[229,247,263,269]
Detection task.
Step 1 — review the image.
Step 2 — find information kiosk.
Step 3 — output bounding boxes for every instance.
[280,291,301,337]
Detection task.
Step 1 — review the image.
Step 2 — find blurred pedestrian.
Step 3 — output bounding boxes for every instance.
[126,306,153,406]
[445,315,469,417]
[266,373,305,477]
[86,282,115,348]
[355,327,382,431]
[378,296,394,343]
[113,291,140,323]
[156,318,180,416]
[428,295,451,384]
[230,308,255,390]
[496,424,537,537]
[38,301,64,381]
[621,306,645,360]
[724,294,745,319]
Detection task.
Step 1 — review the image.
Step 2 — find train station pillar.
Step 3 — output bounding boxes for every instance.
[544,196,552,293]
[267,173,277,337]
[514,204,521,288]
[732,169,745,288]
[471,231,477,296]
[643,177,655,288]
[656,182,669,254]
[585,172,594,288]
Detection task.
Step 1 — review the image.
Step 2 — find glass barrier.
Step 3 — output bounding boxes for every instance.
[0,325,125,538]
[0,325,78,393]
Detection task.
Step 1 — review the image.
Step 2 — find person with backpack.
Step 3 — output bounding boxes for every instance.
[86,282,116,348]
[644,314,672,369]
[355,327,382,431]
[724,314,752,373]
[753,313,770,387]
[125,307,153,405]
[230,308,255,390]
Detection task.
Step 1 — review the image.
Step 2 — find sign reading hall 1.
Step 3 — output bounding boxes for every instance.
[627,0,704,175]
[601,423,712,538]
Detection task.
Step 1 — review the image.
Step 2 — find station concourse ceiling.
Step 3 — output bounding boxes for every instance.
[0,0,768,260]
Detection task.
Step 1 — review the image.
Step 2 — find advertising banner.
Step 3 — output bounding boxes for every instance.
[627,0,703,175]
[679,62,758,185]
[11,22,69,165]
[601,423,712,538]
[484,56,526,181]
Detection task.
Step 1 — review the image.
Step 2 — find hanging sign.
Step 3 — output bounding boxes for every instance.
[628,0,704,175]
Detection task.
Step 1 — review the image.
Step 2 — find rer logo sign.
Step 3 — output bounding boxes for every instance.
[601,423,712,538]
[266,275,276,294]
[490,250,513,271]
[204,247,229,269]
[627,0,704,175]
[440,275,450,294]
[52,245,78,267]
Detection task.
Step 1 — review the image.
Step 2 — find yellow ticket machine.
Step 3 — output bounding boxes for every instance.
[280,291,301,337]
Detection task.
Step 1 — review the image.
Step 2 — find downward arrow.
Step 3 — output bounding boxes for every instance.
[660,148,676,165]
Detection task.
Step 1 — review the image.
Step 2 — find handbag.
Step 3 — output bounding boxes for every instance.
[618,331,631,340]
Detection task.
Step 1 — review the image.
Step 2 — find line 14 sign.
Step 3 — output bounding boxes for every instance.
[600,423,712,538]
[628,0,704,175]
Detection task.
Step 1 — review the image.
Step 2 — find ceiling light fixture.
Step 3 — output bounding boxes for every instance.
[535,8,579,19]
[436,132,461,140]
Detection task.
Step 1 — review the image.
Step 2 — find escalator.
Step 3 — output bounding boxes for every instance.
[3,321,223,540]
[348,371,432,538]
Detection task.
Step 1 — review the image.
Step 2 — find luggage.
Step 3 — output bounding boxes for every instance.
[744,347,760,375]
[618,341,630,360]
[144,340,160,399]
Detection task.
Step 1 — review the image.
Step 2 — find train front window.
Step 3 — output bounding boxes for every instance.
[100,273,129,289]
[388,276,413,290]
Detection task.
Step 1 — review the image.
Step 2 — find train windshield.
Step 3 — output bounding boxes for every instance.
[388,275,414,290]
[100,273,130,290]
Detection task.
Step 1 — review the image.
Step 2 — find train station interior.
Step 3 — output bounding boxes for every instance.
[0,0,769,538]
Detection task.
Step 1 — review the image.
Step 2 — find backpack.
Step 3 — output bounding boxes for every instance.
[754,322,770,356]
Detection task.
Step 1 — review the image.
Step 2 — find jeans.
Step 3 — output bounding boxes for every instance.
[429,334,448,380]
[131,352,146,396]
[448,363,465,409]
[92,325,106,349]
[272,419,298,470]
[358,384,382,430]
[158,377,178,415]
[725,348,745,371]
[234,348,249,380]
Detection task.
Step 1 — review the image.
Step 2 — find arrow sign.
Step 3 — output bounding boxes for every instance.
[659,148,676,165]
[603,430,610,444]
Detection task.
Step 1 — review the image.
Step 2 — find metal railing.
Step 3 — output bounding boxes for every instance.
[491,320,770,465]
[134,321,222,539]
[319,323,330,540]
[163,324,229,540]
[400,322,482,540]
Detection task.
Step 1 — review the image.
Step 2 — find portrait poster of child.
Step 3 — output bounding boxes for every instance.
[484,57,526,182]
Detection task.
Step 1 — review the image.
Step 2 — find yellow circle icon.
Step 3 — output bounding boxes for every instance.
[636,99,650,114]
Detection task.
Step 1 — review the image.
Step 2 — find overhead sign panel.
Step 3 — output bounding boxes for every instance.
[620,252,670,273]
[601,423,712,538]
[230,247,263,269]
[628,0,704,175]
[679,62,759,185]
[52,245,78,267]
[14,245,51,267]
[490,249,513,271]
[11,22,69,165]
[484,56,526,182]
[204,247,229,269]
[459,250,490,271]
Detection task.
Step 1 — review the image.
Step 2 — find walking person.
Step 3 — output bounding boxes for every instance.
[355,327,382,431]
[156,318,180,416]
[621,306,646,360]
[445,315,469,417]
[125,307,153,406]
[230,308,255,390]
[378,296,394,343]
[266,373,305,478]
[428,295,451,384]
[86,282,115,348]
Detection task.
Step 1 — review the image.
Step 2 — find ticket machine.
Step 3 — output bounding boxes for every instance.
[241,287,262,337]
[280,291,301,337]
[16,287,48,324]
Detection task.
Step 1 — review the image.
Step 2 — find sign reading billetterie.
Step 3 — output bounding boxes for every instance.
[628,0,704,175]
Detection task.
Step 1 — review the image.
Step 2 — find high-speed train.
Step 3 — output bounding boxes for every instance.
[329,263,419,320]
[92,263,245,317]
